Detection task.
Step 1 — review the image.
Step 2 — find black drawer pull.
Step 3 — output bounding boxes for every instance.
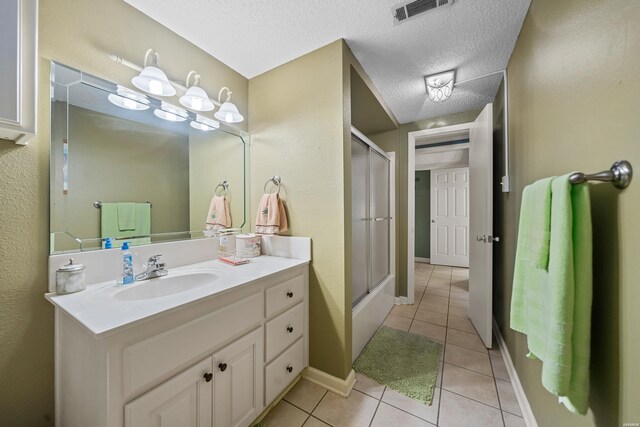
[286,291,294,298]
[286,365,293,373]
[287,326,294,333]
[218,363,227,372]
[203,372,213,382]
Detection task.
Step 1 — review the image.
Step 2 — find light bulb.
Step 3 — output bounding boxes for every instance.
[148,80,162,95]
[123,98,137,109]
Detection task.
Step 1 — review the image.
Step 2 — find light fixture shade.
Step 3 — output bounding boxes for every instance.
[180,85,214,112]
[154,102,188,122]
[132,66,176,96]
[190,114,220,131]
[107,86,150,111]
[214,101,244,123]
[425,70,455,102]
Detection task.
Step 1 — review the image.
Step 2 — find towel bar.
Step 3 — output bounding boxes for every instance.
[569,160,632,189]
[93,201,152,208]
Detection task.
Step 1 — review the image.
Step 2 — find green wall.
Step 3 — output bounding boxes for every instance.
[493,0,640,425]
[369,110,480,296]
[414,170,430,259]
[0,0,248,424]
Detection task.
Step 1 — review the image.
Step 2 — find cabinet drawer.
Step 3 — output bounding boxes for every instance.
[265,338,304,405]
[265,303,303,362]
[123,292,262,396]
[265,274,304,318]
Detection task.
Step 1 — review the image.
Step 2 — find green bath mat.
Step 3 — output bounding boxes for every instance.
[354,326,443,405]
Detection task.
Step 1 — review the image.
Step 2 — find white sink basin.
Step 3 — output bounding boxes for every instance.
[113,271,220,301]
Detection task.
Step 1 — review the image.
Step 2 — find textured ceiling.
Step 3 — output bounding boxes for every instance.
[124,0,531,124]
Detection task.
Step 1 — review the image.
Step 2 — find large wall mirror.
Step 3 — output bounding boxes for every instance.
[50,62,250,254]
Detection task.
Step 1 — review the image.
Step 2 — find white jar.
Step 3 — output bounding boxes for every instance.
[56,258,86,294]
[235,234,261,258]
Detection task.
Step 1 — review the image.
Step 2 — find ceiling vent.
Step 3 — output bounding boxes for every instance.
[393,0,453,23]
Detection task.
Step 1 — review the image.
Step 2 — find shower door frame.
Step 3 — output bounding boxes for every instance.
[351,126,395,307]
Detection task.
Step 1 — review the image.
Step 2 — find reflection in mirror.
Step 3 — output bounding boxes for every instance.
[50,62,249,254]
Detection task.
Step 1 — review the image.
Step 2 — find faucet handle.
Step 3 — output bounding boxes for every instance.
[148,254,163,265]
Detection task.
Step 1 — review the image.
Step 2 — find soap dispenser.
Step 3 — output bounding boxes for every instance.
[119,242,135,285]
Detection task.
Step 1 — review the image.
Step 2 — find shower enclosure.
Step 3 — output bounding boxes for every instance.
[351,127,395,362]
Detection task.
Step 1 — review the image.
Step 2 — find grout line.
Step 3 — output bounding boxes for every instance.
[442,361,496,379]
[441,388,503,412]
[437,266,453,426]
[379,391,439,424]
[368,398,383,427]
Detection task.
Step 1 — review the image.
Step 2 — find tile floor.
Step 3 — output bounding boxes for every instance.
[262,263,525,427]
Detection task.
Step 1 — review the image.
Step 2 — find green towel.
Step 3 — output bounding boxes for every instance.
[117,202,136,231]
[101,202,152,247]
[510,174,593,415]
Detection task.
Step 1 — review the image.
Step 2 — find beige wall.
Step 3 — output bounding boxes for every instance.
[369,110,481,296]
[248,41,353,379]
[0,0,248,423]
[493,0,640,425]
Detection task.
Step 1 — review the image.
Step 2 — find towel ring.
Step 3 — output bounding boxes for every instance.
[214,181,229,197]
[263,176,281,194]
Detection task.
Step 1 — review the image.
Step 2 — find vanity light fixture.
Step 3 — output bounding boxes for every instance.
[214,87,244,123]
[190,114,220,131]
[131,49,176,97]
[180,71,215,112]
[154,102,188,122]
[107,86,150,111]
[425,70,455,102]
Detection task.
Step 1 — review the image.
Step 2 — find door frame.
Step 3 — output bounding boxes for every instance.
[407,123,473,304]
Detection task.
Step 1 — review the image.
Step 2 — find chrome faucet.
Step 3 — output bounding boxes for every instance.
[135,255,168,281]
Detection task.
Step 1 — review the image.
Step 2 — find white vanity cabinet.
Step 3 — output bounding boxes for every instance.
[0,0,37,144]
[53,264,309,427]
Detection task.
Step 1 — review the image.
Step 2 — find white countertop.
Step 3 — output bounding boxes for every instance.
[46,255,309,338]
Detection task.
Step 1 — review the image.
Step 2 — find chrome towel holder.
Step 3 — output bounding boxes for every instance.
[214,181,229,197]
[569,160,633,189]
[263,176,282,194]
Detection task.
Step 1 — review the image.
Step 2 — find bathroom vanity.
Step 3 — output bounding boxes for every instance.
[47,244,310,427]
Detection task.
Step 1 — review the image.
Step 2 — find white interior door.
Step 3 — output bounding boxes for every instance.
[430,167,469,267]
[469,103,494,348]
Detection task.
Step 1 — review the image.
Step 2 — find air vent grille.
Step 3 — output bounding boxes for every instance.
[394,0,453,23]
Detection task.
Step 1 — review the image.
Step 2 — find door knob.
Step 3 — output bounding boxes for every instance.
[218,363,227,372]
[476,235,487,242]
[203,372,213,382]
[488,236,500,243]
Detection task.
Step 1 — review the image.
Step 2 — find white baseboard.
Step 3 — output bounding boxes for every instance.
[492,318,538,427]
[415,257,430,263]
[394,296,409,305]
[302,367,356,398]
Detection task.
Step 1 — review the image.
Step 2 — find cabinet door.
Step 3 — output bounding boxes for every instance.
[213,328,263,427]
[125,357,213,427]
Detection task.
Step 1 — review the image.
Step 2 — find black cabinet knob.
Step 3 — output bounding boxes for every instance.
[287,326,294,333]
[218,363,227,372]
[203,372,213,382]
[286,291,293,298]
[286,365,293,373]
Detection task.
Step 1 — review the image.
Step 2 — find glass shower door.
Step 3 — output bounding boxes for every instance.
[351,137,370,306]
[370,150,390,288]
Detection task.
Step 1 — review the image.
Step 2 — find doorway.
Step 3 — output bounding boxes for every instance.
[407,104,495,348]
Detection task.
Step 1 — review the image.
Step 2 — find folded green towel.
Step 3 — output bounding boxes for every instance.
[510,174,593,415]
[101,202,152,247]
[117,202,136,231]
